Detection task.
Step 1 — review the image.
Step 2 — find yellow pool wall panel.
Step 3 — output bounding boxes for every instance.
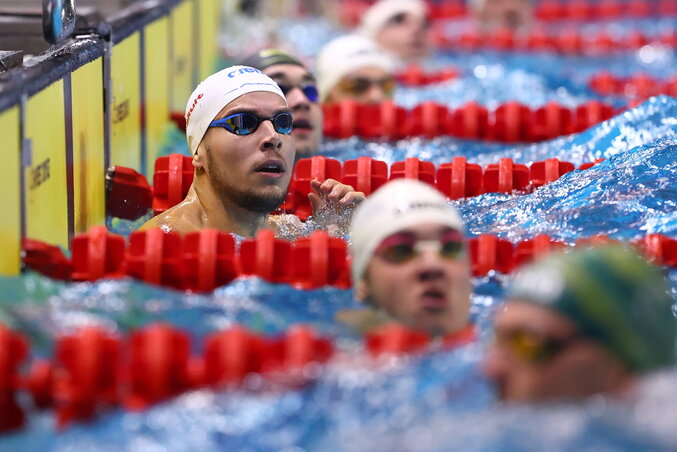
[24,81,69,249]
[144,16,171,178]
[0,106,22,275]
[170,0,196,113]
[71,58,106,235]
[110,32,142,171]
[198,0,221,80]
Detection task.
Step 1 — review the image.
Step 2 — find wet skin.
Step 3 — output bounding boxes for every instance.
[355,223,472,336]
[482,301,634,403]
[264,63,323,160]
[140,91,364,237]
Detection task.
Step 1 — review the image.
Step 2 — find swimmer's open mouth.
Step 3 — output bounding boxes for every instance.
[420,288,447,310]
[254,160,286,175]
[293,119,312,130]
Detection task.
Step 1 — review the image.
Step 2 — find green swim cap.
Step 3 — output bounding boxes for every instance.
[240,49,305,71]
[506,245,676,373]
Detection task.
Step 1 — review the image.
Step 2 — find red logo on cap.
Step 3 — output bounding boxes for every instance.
[186,93,204,122]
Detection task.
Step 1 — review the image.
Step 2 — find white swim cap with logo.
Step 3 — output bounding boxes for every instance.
[184,65,287,155]
[315,34,395,102]
[349,179,465,284]
[360,0,429,40]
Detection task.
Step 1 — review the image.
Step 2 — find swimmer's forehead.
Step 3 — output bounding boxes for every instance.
[386,224,462,238]
[215,92,290,119]
[265,64,315,82]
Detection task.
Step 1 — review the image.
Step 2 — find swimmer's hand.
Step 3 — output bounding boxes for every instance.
[309,179,366,214]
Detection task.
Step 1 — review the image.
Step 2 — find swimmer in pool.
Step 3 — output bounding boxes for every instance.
[316,34,396,106]
[483,245,676,402]
[340,179,474,338]
[241,49,323,160]
[359,0,431,66]
[139,65,364,237]
[468,0,533,34]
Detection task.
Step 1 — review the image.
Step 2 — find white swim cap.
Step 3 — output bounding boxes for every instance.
[349,179,465,284]
[184,65,287,155]
[316,34,395,102]
[359,0,429,40]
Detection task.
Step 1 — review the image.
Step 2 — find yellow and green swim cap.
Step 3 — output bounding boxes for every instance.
[506,244,676,373]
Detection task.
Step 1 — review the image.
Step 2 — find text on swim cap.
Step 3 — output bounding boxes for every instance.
[227,67,264,78]
[186,93,204,122]
[394,201,449,215]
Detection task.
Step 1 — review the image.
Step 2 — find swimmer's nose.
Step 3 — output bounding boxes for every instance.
[259,119,283,151]
[286,88,310,111]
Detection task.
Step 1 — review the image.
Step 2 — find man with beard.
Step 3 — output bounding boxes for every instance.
[139,66,364,237]
[241,49,322,160]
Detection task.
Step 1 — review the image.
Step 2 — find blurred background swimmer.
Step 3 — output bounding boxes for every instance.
[468,0,534,34]
[483,245,676,403]
[140,65,364,237]
[241,49,323,160]
[359,0,431,66]
[342,179,474,340]
[316,34,396,105]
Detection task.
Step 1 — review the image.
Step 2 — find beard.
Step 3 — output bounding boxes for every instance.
[207,152,289,213]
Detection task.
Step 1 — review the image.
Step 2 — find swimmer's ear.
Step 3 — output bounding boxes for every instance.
[192,145,205,169]
[355,279,369,303]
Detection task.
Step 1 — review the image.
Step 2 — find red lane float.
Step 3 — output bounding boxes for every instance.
[340,0,675,25]
[589,72,677,100]
[0,326,28,433]
[22,238,73,281]
[238,230,293,283]
[124,323,193,410]
[365,323,430,357]
[389,157,436,185]
[182,229,238,292]
[469,235,515,276]
[54,327,120,427]
[482,158,530,194]
[323,99,616,142]
[152,154,194,216]
[71,226,126,281]
[529,158,575,188]
[342,157,389,196]
[203,326,268,386]
[21,226,677,289]
[125,228,184,289]
[291,231,351,289]
[436,157,483,199]
[514,235,568,267]
[105,165,153,221]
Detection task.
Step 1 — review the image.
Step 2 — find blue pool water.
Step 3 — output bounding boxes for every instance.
[2,14,677,451]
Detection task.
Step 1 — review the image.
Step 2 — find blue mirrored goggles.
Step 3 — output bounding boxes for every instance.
[208,111,293,136]
[277,82,319,103]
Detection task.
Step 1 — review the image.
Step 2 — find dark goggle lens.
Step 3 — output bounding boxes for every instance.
[278,83,319,103]
[271,111,293,133]
[498,329,574,365]
[380,242,417,263]
[345,78,395,96]
[217,112,293,136]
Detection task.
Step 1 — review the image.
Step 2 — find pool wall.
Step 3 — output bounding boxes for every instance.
[0,0,221,275]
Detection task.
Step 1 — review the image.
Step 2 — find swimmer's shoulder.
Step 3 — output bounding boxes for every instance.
[138,204,202,235]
